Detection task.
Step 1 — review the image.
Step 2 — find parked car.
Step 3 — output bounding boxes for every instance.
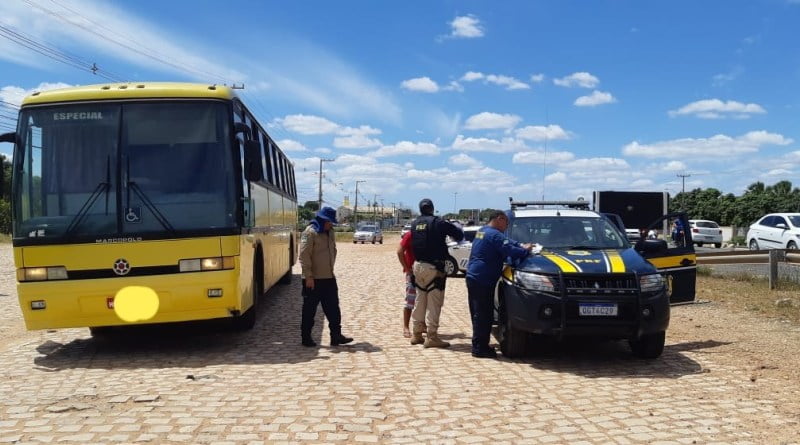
[746,213,800,250]
[688,219,723,248]
[400,224,411,237]
[353,225,383,244]
[443,225,482,276]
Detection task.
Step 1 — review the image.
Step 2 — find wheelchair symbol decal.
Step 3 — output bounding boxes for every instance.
[125,207,141,223]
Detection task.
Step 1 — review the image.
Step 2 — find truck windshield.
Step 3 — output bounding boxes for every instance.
[12,101,237,242]
[510,216,629,249]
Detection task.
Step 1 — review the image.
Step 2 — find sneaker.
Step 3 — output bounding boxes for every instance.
[302,338,317,347]
[471,347,498,359]
[331,335,353,346]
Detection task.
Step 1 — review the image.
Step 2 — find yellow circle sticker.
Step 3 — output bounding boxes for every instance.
[114,286,159,322]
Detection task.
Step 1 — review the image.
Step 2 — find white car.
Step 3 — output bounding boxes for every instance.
[353,225,383,244]
[688,219,723,248]
[400,224,411,237]
[444,225,482,276]
[746,213,800,250]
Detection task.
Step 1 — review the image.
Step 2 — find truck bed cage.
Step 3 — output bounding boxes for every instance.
[509,200,590,210]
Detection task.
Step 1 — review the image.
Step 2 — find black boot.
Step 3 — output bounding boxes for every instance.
[331,334,353,346]
[302,337,317,347]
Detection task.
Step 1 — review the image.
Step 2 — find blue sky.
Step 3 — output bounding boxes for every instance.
[1,1,799,214]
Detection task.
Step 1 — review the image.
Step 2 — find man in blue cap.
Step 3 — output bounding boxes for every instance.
[466,210,532,358]
[298,206,353,347]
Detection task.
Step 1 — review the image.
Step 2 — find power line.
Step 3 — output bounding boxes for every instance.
[0,21,123,82]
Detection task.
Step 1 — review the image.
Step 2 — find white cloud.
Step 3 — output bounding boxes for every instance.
[0,82,73,106]
[461,71,484,82]
[449,15,484,38]
[334,134,382,149]
[512,150,575,164]
[275,114,340,135]
[370,141,440,158]
[276,139,308,152]
[662,160,687,171]
[515,125,571,141]
[334,125,382,149]
[464,112,521,130]
[623,131,793,159]
[668,99,766,119]
[459,71,528,90]
[574,90,617,107]
[553,72,600,88]
[400,77,439,93]
[561,157,630,171]
[443,81,463,92]
[451,135,528,153]
[530,74,545,83]
[485,74,529,90]
[765,168,792,176]
[545,172,568,183]
[449,153,482,168]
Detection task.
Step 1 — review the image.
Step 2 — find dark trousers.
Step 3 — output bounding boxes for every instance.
[301,278,342,340]
[466,278,495,353]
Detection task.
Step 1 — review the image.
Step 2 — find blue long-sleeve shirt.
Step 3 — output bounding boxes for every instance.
[466,226,530,287]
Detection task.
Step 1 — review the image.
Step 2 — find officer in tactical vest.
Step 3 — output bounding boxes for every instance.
[409,198,464,348]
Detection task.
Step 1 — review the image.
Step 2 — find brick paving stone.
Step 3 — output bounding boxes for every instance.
[0,242,799,444]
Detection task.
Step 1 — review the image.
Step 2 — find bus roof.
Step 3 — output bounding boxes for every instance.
[21,82,237,106]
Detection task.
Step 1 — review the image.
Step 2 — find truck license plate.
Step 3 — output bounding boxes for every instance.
[578,303,618,316]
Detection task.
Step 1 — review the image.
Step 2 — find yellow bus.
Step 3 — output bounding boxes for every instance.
[0,82,297,334]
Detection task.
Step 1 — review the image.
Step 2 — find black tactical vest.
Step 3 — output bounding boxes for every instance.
[411,215,443,262]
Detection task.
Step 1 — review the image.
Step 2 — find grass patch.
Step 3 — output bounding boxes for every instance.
[0,233,10,243]
[697,274,800,324]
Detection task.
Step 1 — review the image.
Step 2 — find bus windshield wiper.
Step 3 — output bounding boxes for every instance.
[125,156,175,234]
[127,181,176,234]
[64,156,111,236]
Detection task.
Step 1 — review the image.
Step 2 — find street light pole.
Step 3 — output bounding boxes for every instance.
[453,191,458,216]
[354,180,366,229]
[317,158,334,210]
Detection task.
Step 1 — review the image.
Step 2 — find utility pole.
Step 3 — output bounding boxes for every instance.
[373,194,378,224]
[354,180,366,229]
[453,191,458,216]
[676,173,690,210]
[317,158,334,210]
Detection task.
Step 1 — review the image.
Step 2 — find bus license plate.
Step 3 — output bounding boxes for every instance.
[578,303,618,316]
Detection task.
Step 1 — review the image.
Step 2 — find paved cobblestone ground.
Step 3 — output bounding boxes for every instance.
[1,239,799,444]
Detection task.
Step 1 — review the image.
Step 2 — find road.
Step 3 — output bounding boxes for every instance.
[0,240,798,444]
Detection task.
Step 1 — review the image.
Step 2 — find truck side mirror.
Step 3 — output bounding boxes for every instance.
[243,140,264,182]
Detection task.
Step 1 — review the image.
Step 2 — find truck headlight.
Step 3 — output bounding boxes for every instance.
[513,270,555,292]
[640,273,665,292]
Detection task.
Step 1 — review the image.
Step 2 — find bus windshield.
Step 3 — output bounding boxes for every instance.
[13,101,237,242]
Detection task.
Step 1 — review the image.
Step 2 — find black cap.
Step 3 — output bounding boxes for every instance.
[419,198,434,215]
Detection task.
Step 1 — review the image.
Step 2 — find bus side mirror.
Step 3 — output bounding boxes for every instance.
[243,140,264,182]
[0,132,15,143]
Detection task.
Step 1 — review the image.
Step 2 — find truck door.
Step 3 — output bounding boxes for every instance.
[636,213,696,304]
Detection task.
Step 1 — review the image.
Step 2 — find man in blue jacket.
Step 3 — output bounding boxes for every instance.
[466,211,532,358]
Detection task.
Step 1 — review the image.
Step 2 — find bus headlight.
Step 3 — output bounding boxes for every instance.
[513,270,555,292]
[179,257,235,272]
[640,273,665,292]
[17,266,68,282]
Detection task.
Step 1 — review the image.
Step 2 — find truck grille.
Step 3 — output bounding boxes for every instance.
[562,274,637,296]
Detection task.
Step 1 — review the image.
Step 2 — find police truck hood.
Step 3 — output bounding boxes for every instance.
[512,247,657,275]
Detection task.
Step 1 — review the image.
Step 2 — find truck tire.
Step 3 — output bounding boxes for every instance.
[629,331,665,359]
[499,318,528,359]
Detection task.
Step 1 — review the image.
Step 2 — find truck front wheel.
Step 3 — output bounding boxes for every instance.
[629,331,665,359]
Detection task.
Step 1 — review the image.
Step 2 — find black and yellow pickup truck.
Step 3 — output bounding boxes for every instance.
[494,201,696,358]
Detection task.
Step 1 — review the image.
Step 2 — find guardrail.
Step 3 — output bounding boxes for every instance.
[696,249,799,289]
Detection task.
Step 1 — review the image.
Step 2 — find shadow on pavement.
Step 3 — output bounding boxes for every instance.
[32,274,382,371]
[507,337,722,378]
